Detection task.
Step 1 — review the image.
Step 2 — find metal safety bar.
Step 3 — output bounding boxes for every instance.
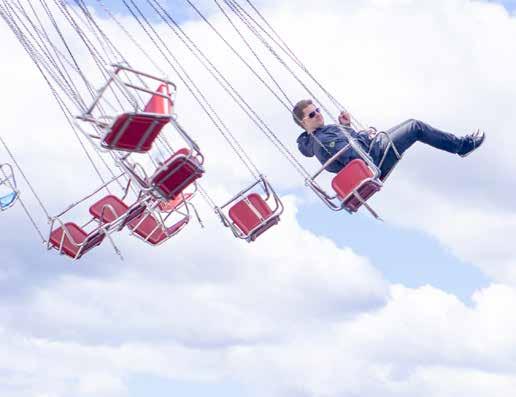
[367,130,402,181]
[83,63,176,117]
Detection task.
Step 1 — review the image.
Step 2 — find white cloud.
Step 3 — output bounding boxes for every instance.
[1,196,386,345]
[6,283,516,397]
[226,284,516,397]
[77,373,126,396]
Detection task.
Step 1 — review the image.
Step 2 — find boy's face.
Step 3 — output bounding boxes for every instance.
[301,104,324,131]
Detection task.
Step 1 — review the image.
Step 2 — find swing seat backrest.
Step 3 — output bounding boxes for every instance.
[89,195,147,231]
[128,212,189,245]
[151,149,204,200]
[144,83,173,115]
[49,222,105,259]
[89,195,128,223]
[331,159,381,212]
[0,191,18,210]
[101,113,172,153]
[228,193,279,241]
[158,192,193,212]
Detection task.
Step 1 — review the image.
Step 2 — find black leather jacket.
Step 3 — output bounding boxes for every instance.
[296,124,371,173]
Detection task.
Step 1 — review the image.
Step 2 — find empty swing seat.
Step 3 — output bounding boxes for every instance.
[0,191,18,210]
[228,193,280,241]
[331,159,382,212]
[49,222,105,259]
[151,149,204,200]
[101,113,172,153]
[128,212,189,245]
[89,195,146,231]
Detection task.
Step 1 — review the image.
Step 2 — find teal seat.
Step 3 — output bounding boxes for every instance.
[0,191,18,210]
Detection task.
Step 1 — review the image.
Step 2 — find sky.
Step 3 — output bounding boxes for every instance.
[1,0,516,396]
[494,0,516,10]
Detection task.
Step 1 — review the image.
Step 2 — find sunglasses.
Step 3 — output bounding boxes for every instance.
[304,108,321,120]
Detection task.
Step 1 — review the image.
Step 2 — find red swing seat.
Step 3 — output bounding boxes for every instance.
[100,83,174,153]
[228,193,280,241]
[48,222,105,260]
[88,195,147,231]
[331,159,382,212]
[101,113,171,153]
[151,148,204,200]
[128,212,189,245]
[88,195,188,245]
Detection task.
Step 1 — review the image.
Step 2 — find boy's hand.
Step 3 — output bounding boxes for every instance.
[338,111,351,126]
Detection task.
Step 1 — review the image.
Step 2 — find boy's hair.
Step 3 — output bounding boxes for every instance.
[292,99,313,127]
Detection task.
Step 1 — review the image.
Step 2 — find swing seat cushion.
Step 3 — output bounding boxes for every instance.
[102,113,171,153]
[129,213,189,245]
[0,191,17,210]
[331,159,381,212]
[151,149,204,200]
[49,222,105,259]
[228,193,279,239]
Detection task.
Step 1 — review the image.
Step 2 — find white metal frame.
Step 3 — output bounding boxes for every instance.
[76,63,177,152]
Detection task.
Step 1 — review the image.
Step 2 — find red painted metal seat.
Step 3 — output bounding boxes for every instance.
[128,212,189,246]
[88,194,188,245]
[78,65,177,154]
[151,148,204,200]
[331,159,382,212]
[89,195,128,222]
[101,112,171,153]
[228,193,280,241]
[99,82,174,153]
[88,195,147,231]
[48,222,105,260]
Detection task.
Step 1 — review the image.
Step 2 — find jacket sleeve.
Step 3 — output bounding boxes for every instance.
[353,129,369,140]
[352,129,373,148]
[296,132,314,157]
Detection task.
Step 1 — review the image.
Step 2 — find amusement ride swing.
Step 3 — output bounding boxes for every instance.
[0,0,291,262]
[0,0,408,261]
[0,163,19,211]
[187,0,403,219]
[113,0,285,242]
[74,62,206,247]
[0,0,210,259]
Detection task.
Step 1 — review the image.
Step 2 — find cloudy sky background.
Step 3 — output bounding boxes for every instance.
[1,0,516,396]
